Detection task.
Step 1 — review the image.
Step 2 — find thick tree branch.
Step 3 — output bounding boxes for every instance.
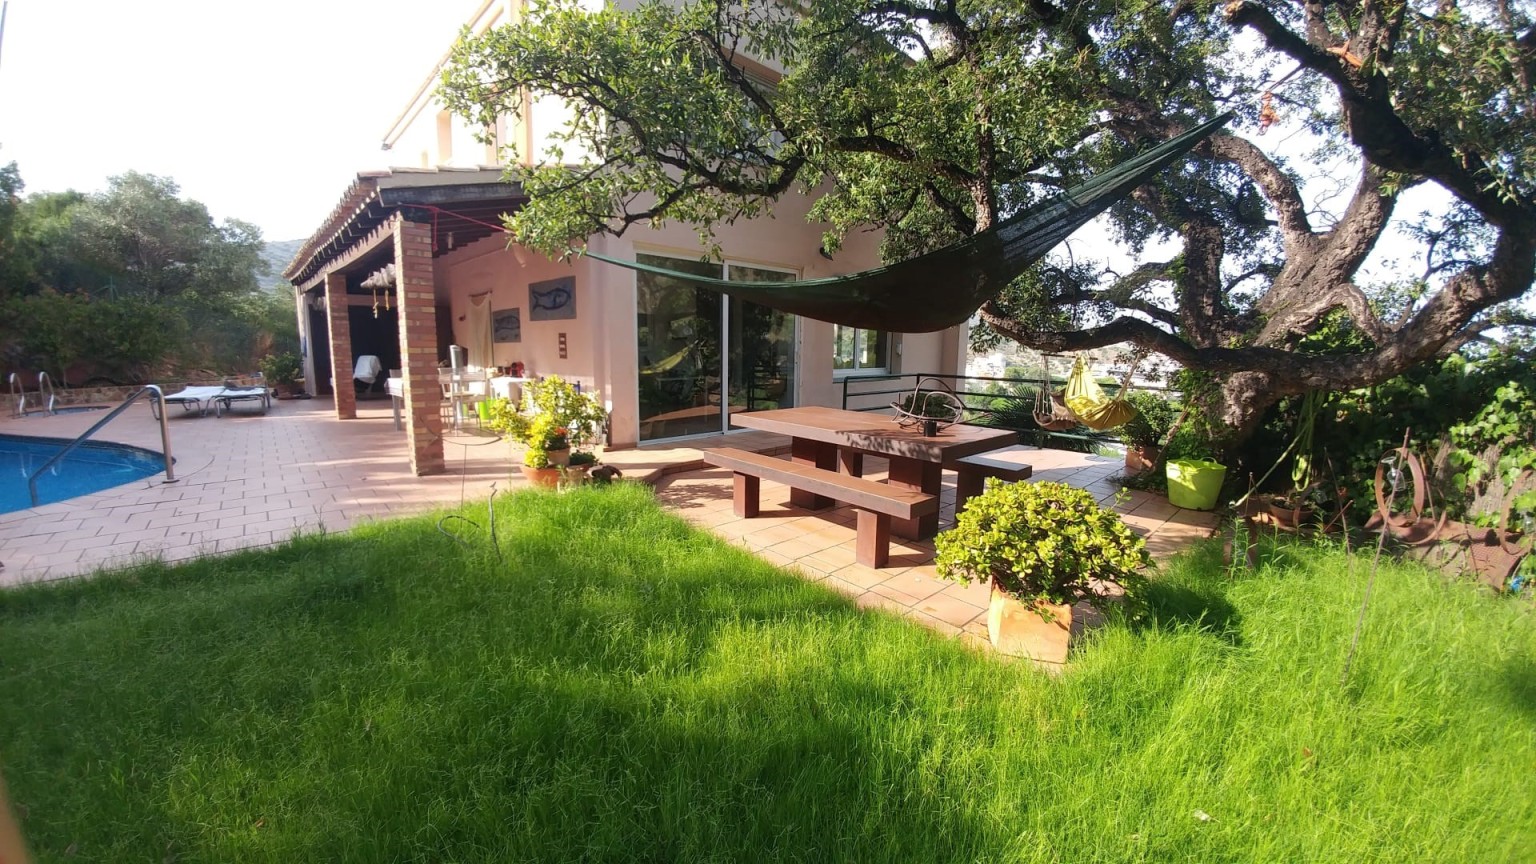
[1205,133,1314,242]
[1226,0,1532,222]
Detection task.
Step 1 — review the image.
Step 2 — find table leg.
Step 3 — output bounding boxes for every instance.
[790,437,837,510]
[391,395,403,431]
[838,449,864,477]
[888,456,942,540]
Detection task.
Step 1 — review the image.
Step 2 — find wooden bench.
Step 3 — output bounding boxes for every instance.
[948,445,1034,515]
[703,447,938,569]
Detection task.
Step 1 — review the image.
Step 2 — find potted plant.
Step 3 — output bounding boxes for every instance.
[1158,422,1227,511]
[258,351,302,398]
[1117,391,1179,476]
[484,375,607,488]
[935,481,1148,664]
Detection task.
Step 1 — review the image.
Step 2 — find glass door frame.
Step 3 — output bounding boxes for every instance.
[634,256,800,445]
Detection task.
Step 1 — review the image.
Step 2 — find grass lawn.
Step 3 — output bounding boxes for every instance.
[1,483,1532,862]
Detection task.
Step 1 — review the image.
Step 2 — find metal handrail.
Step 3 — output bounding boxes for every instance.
[7,372,25,418]
[27,385,176,507]
[36,371,57,414]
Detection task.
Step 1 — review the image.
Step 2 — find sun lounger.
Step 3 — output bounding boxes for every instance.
[212,386,271,417]
[152,385,228,418]
[151,385,272,418]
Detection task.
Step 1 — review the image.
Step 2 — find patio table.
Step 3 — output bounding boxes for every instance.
[731,406,1017,540]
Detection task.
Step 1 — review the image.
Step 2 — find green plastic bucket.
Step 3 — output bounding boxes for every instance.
[1165,459,1227,510]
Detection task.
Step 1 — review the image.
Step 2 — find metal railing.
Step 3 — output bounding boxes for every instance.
[840,371,1171,449]
[36,371,57,414]
[27,385,176,507]
[7,372,25,418]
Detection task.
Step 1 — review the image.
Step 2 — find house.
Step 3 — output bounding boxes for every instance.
[283,0,966,476]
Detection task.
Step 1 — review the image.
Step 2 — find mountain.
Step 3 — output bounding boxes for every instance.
[258,239,306,293]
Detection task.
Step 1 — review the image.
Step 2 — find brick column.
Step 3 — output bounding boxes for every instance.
[324,271,357,420]
[394,216,445,476]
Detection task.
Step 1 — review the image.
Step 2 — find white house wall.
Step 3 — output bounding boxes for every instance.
[438,187,962,449]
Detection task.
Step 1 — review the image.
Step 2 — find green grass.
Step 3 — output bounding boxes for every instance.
[1,484,1532,862]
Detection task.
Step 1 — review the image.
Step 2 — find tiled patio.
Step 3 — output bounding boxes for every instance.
[0,396,787,585]
[2,398,1218,641]
[654,450,1220,646]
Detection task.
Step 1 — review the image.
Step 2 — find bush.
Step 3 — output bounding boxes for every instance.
[1117,391,1179,450]
[258,351,300,386]
[935,481,1148,617]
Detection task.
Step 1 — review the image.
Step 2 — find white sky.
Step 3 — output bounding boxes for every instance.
[0,0,484,241]
[0,0,1489,310]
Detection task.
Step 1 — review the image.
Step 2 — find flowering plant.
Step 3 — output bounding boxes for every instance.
[483,375,607,468]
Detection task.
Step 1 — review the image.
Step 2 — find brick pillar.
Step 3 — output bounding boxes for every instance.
[324,271,357,420]
[394,216,445,476]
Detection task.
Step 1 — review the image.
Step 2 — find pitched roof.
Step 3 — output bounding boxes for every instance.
[283,166,525,287]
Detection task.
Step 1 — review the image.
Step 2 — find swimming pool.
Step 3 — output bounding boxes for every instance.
[1,434,168,513]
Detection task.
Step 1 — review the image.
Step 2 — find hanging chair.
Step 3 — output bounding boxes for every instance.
[1063,356,1141,432]
[583,113,1233,332]
[1033,355,1080,431]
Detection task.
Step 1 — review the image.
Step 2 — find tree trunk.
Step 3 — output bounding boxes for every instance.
[1217,371,1282,453]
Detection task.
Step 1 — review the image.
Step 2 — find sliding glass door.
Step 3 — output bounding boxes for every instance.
[636,255,797,442]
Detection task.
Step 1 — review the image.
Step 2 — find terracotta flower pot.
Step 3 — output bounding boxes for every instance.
[1124,445,1161,477]
[987,582,1073,665]
[521,465,563,488]
[520,463,590,489]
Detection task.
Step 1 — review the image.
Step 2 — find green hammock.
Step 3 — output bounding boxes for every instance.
[584,113,1232,333]
[1063,357,1138,431]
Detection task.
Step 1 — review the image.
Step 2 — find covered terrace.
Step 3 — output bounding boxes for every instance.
[283,167,527,476]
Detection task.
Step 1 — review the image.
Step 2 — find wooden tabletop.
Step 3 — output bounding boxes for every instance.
[732,406,1017,462]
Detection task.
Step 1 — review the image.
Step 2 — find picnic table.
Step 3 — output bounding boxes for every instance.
[731,406,1017,539]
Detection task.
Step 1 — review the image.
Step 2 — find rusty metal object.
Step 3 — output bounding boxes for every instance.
[1369,446,1530,589]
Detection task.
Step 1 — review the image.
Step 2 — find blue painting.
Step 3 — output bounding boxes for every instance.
[529,276,576,321]
[492,308,521,343]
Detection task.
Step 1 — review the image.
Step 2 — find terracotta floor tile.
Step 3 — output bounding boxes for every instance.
[831,563,890,590]
[914,592,987,628]
[854,591,908,615]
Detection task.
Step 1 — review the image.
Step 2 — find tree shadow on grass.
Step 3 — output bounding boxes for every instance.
[1139,579,1244,647]
[0,487,1007,860]
[1132,541,1244,646]
[1502,652,1536,719]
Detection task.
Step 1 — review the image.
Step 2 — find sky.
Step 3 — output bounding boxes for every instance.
[0,0,1478,305]
[0,0,485,241]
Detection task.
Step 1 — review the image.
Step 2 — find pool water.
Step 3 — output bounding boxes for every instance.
[1,434,167,513]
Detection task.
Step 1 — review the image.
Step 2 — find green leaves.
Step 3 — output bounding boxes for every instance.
[934,480,1149,611]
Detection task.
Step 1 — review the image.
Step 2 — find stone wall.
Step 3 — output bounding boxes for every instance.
[1,378,264,416]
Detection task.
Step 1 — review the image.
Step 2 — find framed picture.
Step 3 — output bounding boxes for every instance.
[492,308,522,343]
[529,276,576,321]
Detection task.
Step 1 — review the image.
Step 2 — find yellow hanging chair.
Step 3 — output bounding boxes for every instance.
[1062,356,1141,432]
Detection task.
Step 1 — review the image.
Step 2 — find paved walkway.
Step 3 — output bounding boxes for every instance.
[2,399,496,583]
[654,451,1220,647]
[2,397,1218,644]
[0,397,788,585]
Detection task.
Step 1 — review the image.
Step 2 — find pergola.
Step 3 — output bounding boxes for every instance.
[284,168,527,476]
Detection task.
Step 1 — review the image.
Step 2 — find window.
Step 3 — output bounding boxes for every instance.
[833,326,889,374]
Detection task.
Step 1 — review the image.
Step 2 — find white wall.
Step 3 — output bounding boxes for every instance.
[435,188,962,448]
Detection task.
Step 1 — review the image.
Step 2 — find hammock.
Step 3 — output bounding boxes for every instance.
[1033,355,1080,432]
[584,112,1233,332]
[1063,357,1139,431]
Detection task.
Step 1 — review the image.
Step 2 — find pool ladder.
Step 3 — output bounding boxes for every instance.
[8,372,27,418]
[8,371,58,417]
[26,385,176,507]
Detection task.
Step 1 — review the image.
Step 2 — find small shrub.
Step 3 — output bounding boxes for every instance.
[1117,391,1179,450]
[935,481,1149,617]
[258,351,300,386]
